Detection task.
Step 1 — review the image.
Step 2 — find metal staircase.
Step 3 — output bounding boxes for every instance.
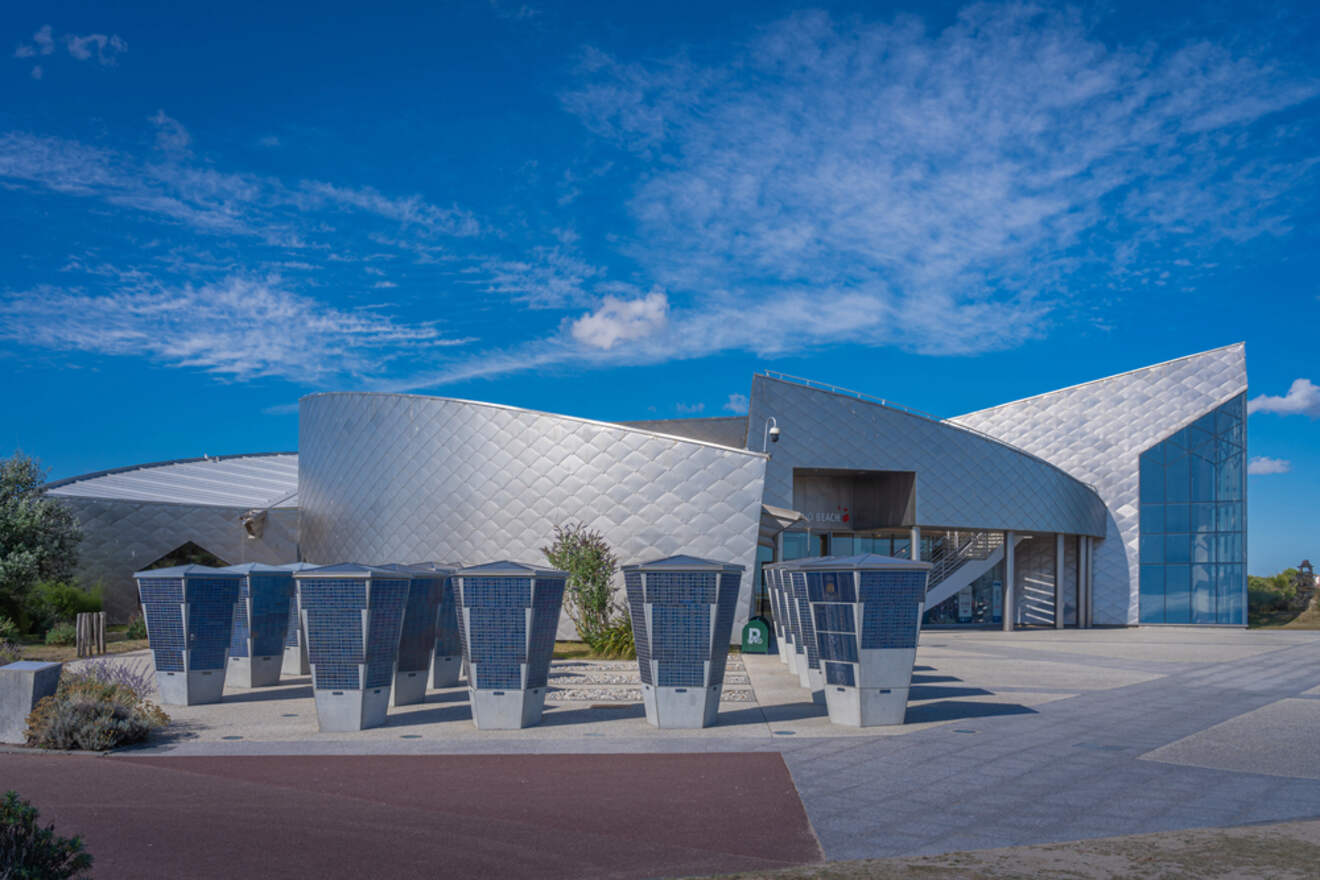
[923,530,1014,609]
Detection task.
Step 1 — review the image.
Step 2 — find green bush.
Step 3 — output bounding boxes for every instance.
[25,675,169,751]
[0,452,82,627]
[590,617,636,659]
[125,613,147,641]
[542,522,626,657]
[44,622,76,646]
[0,615,18,642]
[0,790,93,879]
[24,581,101,635]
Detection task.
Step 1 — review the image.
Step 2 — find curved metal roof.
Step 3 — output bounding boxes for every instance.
[45,452,298,509]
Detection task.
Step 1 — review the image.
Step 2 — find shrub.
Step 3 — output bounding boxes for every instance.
[541,522,630,657]
[44,622,76,647]
[0,639,20,666]
[74,656,156,696]
[25,674,168,751]
[0,615,18,642]
[24,581,101,636]
[590,618,636,659]
[0,790,93,879]
[125,613,147,641]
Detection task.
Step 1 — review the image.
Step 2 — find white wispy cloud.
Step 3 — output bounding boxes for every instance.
[298,181,480,238]
[558,4,1319,359]
[471,246,601,307]
[675,402,705,414]
[149,109,192,159]
[723,393,749,415]
[64,32,126,65]
[0,276,472,383]
[1249,378,1320,417]
[1248,456,1292,475]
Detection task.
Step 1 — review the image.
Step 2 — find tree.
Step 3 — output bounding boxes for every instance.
[0,453,81,624]
[541,522,632,657]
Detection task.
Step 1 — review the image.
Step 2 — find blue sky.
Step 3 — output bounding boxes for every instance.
[2,1,1317,574]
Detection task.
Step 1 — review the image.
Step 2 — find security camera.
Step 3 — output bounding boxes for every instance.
[769,425,781,443]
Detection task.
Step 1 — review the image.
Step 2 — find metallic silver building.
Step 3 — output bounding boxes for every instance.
[52,345,1247,632]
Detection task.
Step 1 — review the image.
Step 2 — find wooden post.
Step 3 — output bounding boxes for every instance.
[97,611,106,654]
[75,613,87,658]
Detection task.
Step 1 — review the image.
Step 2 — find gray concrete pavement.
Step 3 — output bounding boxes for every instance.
[80,628,1320,863]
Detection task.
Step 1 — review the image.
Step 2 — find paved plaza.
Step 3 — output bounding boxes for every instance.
[4,627,1320,877]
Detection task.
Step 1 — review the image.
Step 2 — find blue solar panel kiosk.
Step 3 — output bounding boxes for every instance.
[377,563,453,706]
[622,555,744,729]
[454,561,566,730]
[220,563,294,688]
[412,562,464,689]
[768,566,798,674]
[293,564,410,732]
[277,562,317,676]
[794,554,932,727]
[133,565,243,705]
[782,564,824,691]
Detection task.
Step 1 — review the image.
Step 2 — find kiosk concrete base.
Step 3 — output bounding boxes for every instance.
[469,687,546,729]
[156,668,226,706]
[0,661,62,744]
[797,664,824,692]
[642,683,721,729]
[313,686,391,732]
[392,669,428,706]
[227,655,282,688]
[282,644,309,676]
[431,654,461,688]
[823,684,910,726]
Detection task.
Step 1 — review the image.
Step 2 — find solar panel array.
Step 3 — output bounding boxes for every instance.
[790,571,821,670]
[137,573,241,674]
[459,573,564,694]
[625,565,742,691]
[395,573,442,673]
[858,570,927,650]
[229,572,293,659]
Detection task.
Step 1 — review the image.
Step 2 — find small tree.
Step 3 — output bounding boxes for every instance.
[0,453,81,626]
[541,522,632,657]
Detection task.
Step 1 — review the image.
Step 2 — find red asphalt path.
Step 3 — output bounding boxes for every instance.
[1,752,822,879]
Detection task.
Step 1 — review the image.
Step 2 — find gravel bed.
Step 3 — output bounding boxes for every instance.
[546,686,756,703]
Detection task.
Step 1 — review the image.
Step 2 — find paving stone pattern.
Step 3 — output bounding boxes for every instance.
[779,635,1320,861]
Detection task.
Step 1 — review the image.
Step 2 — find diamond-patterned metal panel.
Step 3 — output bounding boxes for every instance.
[63,498,298,623]
[298,393,768,639]
[953,344,1248,625]
[748,376,1107,538]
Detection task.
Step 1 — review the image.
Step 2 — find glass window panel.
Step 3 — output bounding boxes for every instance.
[1217,452,1242,501]
[1141,504,1164,534]
[1217,502,1241,532]
[1139,566,1165,623]
[1216,408,1238,435]
[1194,412,1216,433]
[1192,565,1215,623]
[1140,453,1164,504]
[1168,428,1189,449]
[1192,533,1214,563]
[1216,532,1243,564]
[1223,414,1243,446]
[1191,503,1216,533]
[1217,437,1239,463]
[1165,504,1190,533]
[1190,456,1216,500]
[1165,534,1191,563]
[892,538,910,559]
[1188,426,1215,461]
[1217,564,1244,625]
[1140,534,1165,564]
[831,534,854,556]
[781,531,809,561]
[1165,451,1190,502]
[1165,565,1191,623]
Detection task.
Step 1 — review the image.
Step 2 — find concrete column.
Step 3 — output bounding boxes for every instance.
[1055,533,1066,630]
[1003,531,1015,632]
[1080,537,1091,628]
[910,525,922,561]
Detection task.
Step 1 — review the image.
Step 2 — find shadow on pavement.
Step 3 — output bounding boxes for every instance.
[904,700,1038,723]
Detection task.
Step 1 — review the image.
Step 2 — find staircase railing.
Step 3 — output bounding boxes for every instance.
[925,530,1003,594]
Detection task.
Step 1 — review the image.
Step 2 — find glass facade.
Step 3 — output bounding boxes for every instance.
[1138,394,1246,625]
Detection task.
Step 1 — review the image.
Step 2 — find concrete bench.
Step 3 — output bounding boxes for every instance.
[0,661,62,744]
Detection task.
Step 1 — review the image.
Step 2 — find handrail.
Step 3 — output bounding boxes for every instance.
[758,371,1098,493]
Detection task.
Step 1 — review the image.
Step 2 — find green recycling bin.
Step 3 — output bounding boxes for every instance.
[741,617,771,653]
